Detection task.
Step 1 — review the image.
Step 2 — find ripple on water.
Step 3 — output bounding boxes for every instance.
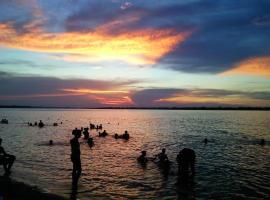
[0,109,269,200]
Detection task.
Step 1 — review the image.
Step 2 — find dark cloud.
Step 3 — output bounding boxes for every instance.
[62,0,270,73]
[131,88,270,107]
[1,0,270,73]
[132,88,186,106]
[0,72,136,96]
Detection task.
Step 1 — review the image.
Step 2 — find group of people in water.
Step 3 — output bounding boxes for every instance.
[137,148,196,179]
[1,119,8,124]
[27,120,61,128]
[27,120,45,128]
[69,123,196,188]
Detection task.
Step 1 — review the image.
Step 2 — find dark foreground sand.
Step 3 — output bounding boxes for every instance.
[0,176,67,200]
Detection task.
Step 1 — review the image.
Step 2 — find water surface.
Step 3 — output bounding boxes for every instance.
[0,109,269,199]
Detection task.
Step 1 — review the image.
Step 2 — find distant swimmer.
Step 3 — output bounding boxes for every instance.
[260,139,265,146]
[87,138,94,148]
[156,148,169,164]
[203,138,208,144]
[122,130,130,140]
[99,130,108,137]
[38,120,44,128]
[83,128,90,139]
[0,138,16,176]
[177,148,196,179]
[70,128,82,187]
[49,140,53,145]
[0,119,8,124]
[137,151,148,164]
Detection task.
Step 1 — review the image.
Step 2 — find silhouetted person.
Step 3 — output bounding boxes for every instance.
[177,148,196,180]
[137,151,148,164]
[122,130,130,140]
[87,138,94,148]
[34,121,37,126]
[114,133,119,139]
[1,119,8,124]
[70,129,82,187]
[83,128,89,139]
[99,130,108,137]
[38,120,44,128]
[203,138,208,144]
[260,139,265,146]
[49,140,53,145]
[53,123,58,126]
[157,148,169,164]
[0,138,16,175]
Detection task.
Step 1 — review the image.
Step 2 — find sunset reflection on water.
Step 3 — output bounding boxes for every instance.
[0,109,269,199]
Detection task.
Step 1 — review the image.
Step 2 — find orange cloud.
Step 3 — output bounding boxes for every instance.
[155,91,270,106]
[60,88,134,105]
[220,56,270,78]
[0,20,191,65]
[61,88,129,94]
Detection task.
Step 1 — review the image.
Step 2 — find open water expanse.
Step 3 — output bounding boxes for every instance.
[0,109,269,199]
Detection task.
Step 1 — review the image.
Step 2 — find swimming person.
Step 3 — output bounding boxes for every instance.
[70,129,82,187]
[38,120,44,128]
[87,137,94,148]
[137,151,148,164]
[122,130,130,140]
[177,148,196,179]
[157,148,169,164]
[0,138,16,175]
[83,128,90,139]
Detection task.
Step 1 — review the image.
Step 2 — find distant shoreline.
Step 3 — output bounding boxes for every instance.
[0,105,270,111]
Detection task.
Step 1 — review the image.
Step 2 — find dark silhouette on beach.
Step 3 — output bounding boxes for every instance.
[70,128,82,188]
[0,138,16,176]
[177,148,195,181]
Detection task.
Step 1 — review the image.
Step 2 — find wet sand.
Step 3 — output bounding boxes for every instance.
[0,176,67,200]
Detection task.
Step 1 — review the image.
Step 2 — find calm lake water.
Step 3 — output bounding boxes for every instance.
[0,109,269,199]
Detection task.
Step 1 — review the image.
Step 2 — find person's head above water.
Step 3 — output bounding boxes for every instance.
[141,151,146,156]
[162,148,166,153]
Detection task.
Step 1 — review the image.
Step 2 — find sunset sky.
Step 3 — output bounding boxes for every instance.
[0,0,269,107]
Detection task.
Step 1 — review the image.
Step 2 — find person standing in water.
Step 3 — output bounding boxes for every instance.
[70,128,82,187]
[177,148,196,180]
[0,138,16,175]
